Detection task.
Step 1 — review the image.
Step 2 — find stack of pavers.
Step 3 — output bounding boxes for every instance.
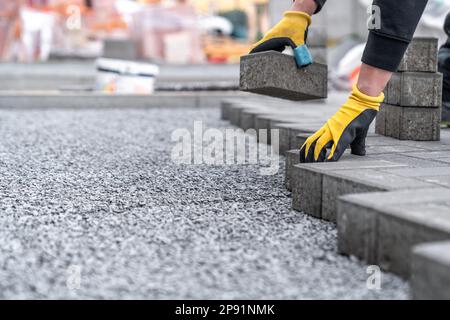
[376,38,442,141]
[228,36,450,299]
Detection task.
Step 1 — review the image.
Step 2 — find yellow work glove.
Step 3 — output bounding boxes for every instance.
[300,85,385,163]
[250,11,313,67]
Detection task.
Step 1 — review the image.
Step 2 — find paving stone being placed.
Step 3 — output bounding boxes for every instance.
[384,72,442,107]
[411,241,450,300]
[381,103,441,141]
[285,149,300,191]
[291,159,407,219]
[398,38,438,73]
[240,51,328,101]
[337,188,450,278]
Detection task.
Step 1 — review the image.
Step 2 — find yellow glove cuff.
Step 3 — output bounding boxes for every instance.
[351,84,385,112]
[283,11,312,27]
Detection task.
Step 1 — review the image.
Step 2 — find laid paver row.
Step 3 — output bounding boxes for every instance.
[221,95,450,299]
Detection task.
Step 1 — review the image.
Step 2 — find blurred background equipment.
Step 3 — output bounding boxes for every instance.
[96,57,159,94]
[0,0,448,94]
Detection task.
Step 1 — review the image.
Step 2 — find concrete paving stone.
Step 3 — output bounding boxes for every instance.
[296,132,310,149]
[384,132,450,150]
[365,135,418,146]
[398,38,438,73]
[272,122,324,155]
[291,159,407,218]
[229,103,253,126]
[157,81,239,93]
[257,114,320,144]
[271,123,297,155]
[0,94,201,110]
[239,109,258,130]
[379,166,450,178]
[368,153,450,168]
[384,104,402,139]
[196,93,250,108]
[240,108,273,131]
[418,175,450,188]
[291,164,323,218]
[337,188,450,278]
[364,144,427,155]
[289,128,307,150]
[337,194,379,264]
[221,100,234,120]
[399,107,441,141]
[285,149,300,191]
[377,202,450,278]
[391,140,450,151]
[375,104,386,135]
[434,157,450,165]
[383,103,441,141]
[240,51,328,101]
[255,116,273,143]
[395,150,450,160]
[321,169,437,222]
[411,241,450,299]
[384,72,443,107]
[321,171,386,222]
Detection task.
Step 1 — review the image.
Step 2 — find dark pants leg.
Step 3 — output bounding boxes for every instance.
[362,0,429,72]
[310,0,429,72]
[313,0,327,13]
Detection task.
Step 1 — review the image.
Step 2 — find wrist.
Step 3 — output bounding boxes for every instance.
[290,0,317,16]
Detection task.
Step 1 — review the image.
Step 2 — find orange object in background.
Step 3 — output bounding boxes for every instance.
[0,1,22,60]
[349,65,361,87]
[203,35,251,63]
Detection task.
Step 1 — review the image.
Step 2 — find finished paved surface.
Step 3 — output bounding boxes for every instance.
[0,106,408,299]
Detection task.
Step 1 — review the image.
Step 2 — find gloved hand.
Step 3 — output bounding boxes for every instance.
[250,11,313,67]
[300,85,385,163]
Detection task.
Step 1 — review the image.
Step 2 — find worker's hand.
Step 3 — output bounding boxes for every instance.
[300,85,385,163]
[250,11,312,67]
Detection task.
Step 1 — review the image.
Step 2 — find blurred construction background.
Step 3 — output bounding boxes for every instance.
[0,0,448,63]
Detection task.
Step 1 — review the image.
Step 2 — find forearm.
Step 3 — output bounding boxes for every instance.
[291,0,326,14]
